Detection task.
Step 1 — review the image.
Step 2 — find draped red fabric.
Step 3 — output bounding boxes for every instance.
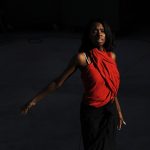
[90,48,120,96]
[81,48,120,107]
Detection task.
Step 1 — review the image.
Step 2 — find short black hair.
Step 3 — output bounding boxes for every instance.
[78,18,115,53]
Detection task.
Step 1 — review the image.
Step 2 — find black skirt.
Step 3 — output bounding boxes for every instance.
[80,101,117,150]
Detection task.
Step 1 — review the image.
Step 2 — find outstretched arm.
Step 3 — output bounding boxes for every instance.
[21,53,80,115]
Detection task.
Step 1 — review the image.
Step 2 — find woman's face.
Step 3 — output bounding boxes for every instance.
[89,22,106,49]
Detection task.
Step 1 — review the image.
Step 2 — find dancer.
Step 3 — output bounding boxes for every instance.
[21,18,126,150]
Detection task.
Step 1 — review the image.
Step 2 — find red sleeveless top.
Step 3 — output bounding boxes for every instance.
[81,48,120,108]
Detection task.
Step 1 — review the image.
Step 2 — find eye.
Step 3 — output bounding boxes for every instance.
[92,29,98,34]
[100,29,105,33]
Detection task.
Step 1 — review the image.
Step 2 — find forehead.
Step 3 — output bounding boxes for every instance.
[91,22,104,29]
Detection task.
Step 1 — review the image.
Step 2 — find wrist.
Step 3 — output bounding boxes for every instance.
[31,101,36,106]
[29,101,36,107]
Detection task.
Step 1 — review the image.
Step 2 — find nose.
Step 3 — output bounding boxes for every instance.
[97,30,102,35]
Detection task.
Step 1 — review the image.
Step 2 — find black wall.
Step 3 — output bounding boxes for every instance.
[119,0,149,35]
[1,0,149,35]
[1,0,119,32]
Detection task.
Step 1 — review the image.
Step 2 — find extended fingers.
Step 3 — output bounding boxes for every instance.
[123,120,126,125]
[21,107,28,115]
[117,119,126,130]
[21,102,36,115]
[21,105,30,115]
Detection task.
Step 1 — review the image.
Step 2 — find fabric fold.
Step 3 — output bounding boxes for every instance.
[81,48,120,107]
[90,48,120,97]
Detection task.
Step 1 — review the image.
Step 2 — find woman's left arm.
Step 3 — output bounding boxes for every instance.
[110,52,126,129]
[114,97,126,130]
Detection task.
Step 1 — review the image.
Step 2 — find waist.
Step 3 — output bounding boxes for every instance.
[80,99,115,113]
[82,90,115,108]
[81,94,115,108]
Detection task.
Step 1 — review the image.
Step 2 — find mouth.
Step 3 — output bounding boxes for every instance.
[91,36,105,46]
[96,38,103,43]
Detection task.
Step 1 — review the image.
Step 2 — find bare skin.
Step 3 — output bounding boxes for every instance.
[21,22,126,130]
[89,22,106,50]
[21,53,85,114]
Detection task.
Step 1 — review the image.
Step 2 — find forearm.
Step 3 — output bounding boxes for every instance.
[114,96,126,127]
[114,96,122,114]
[21,80,62,114]
[31,81,60,104]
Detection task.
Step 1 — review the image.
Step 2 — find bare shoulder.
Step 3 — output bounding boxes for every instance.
[63,52,85,67]
[109,51,116,60]
[76,52,86,66]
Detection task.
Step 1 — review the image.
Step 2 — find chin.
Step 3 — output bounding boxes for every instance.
[97,42,104,46]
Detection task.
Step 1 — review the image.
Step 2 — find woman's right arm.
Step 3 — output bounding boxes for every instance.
[21,53,83,115]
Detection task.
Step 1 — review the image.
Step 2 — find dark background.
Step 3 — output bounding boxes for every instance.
[1,0,149,34]
[0,0,150,150]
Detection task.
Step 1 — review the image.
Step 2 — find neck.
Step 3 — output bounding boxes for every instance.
[97,46,104,51]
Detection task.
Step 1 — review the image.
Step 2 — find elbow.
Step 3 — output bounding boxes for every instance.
[56,82,63,89]
[47,80,63,92]
[54,78,64,88]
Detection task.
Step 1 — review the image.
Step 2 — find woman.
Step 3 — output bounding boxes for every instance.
[21,18,126,150]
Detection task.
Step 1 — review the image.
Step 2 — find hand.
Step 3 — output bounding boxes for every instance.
[117,111,126,130]
[21,101,36,115]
